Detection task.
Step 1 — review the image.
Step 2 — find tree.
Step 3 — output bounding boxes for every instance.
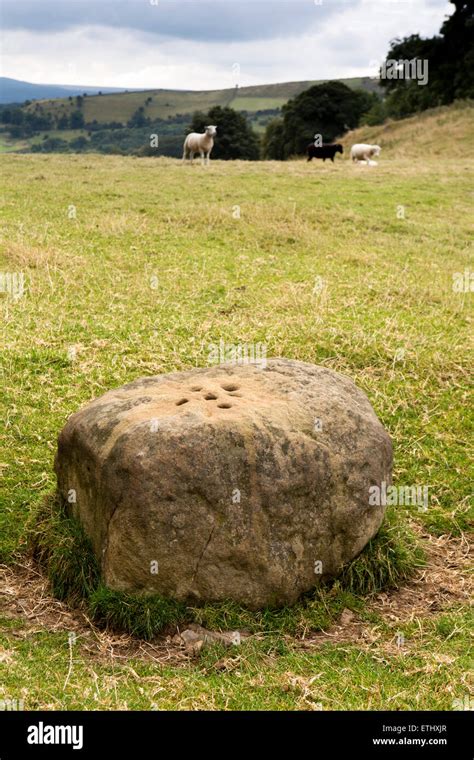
[24,111,53,131]
[440,0,474,101]
[360,94,388,126]
[70,136,88,151]
[380,1,474,118]
[261,118,286,160]
[128,107,149,128]
[264,81,372,159]
[57,114,70,130]
[31,137,69,153]
[70,110,85,128]
[2,108,24,126]
[188,106,260,160]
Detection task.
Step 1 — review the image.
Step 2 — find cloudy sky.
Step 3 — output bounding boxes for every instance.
[1,0,452,90]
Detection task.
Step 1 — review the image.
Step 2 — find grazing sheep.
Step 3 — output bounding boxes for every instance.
[350,143,381,164]
[307,143,343,162]
[183,125,217,165]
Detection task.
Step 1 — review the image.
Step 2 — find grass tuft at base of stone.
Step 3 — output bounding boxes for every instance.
[27,493,425,640]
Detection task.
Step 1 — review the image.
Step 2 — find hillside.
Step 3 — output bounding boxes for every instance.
[23,77,380,125]
[2,97,471,160]
[341,101,474,158]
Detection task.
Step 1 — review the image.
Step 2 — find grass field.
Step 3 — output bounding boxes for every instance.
[0,104,472,710]
[0,134,29,153]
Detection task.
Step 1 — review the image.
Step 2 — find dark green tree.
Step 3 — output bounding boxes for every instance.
[360,94,388,126]
[440,0,474,101]
[263,81,372,158]
[188,106,260,160]
[57,113,70,130]
[70,136,89,151]
[70,110,85,128]
[380,1,474,117]
[261,117,286,160]
[2,108,24,126]
[127,107,149,128]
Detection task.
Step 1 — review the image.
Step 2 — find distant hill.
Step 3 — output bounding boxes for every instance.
[21,77,381,124]
[0,77,141,105]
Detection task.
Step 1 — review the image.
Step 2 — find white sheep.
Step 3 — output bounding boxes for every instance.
[351,143,381,165]
[183,125,217,165]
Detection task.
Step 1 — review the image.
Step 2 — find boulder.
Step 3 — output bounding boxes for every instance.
[54,359,392,608]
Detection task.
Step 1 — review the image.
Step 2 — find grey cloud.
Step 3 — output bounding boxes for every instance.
[1,0,343,42]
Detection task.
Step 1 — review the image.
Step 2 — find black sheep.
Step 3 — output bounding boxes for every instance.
[307,143,343,162]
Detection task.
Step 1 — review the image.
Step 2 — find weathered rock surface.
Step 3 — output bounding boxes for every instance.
[55,359,392,608]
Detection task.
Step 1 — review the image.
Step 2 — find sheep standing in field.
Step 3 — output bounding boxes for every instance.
[351,143,381,165]
[307,143,343,162]
[183,125,217,165]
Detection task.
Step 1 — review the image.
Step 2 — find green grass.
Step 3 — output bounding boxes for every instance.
[28,495,100,604]
[230,96,288,111]
[28,129,88,145]
[0,120,472,708]
[0,608,471,710]
[0,133,29,152]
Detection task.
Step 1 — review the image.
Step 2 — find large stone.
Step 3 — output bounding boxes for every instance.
[54,359,392,609]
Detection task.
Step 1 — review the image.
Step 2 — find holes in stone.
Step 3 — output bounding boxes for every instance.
[176,398,189,406]
[204,392,218,400]
[190,386,202,392]
[222,383,239,392]
[217,402,232,409]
